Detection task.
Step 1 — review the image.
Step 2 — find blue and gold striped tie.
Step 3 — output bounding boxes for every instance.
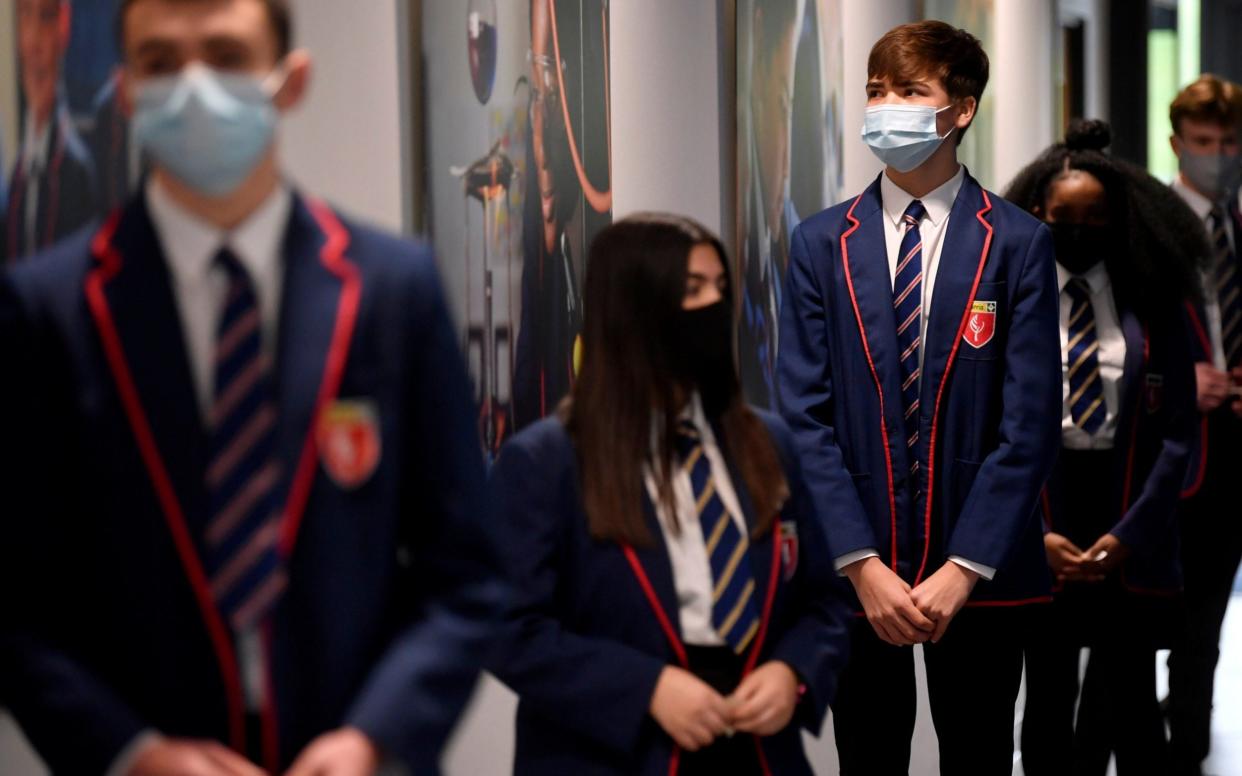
[675,420,760,655]
[1065,278,1106,435]
[894,200,926,473]
[1209,206,1241,367]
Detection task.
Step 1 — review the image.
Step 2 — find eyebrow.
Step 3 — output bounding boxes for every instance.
[867,78,931,90]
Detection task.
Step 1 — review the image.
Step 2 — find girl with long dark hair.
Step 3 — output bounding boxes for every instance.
[1006,120,1205,775]
[488,213,849,775]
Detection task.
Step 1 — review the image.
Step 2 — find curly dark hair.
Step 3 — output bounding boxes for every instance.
[1003,119,1208,317]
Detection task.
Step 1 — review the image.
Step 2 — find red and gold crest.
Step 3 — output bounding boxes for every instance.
[316,400,381,490]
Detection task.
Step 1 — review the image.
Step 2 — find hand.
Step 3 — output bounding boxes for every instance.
[910,563,979,643]
[726,661,800,737]
[1079,534,1129,581]
[1195,362,1230,412]
[284,728,380,776]
[1044,532,1086,583]
[649,666,731,751]
[843,556,935,646]
[128,739,266,776]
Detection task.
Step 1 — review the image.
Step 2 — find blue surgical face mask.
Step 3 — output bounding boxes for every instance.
[133,63,285,197]
[861,104,956,173]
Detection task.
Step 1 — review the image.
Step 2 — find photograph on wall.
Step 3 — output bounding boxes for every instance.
[920,0,994,188]
[736,0,843,410]
[423,0,611,458]
[3,0,136,265]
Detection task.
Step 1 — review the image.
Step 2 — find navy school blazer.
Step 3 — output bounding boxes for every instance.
[777,171,1062,607]
[1179,201,1242,499]
[0,192,506,774]
[1041,302,1196,594]
[487,412,851,776]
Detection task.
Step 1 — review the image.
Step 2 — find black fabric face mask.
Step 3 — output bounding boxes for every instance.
[1049,222,1113,275]
[673,300,736,417]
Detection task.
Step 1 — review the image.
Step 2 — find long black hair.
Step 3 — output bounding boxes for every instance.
[1004,119,1208,316]
[564,213,787,546]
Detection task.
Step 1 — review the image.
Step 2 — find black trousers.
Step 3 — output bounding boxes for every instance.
[1168,410,1242,771]
[833,607,1026,776]
[680,645,763,776]
[1022,449,1170,776]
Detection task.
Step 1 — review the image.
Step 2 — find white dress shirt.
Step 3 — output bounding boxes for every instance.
[1057,262,1126,450]
[1172,176,1233,369]
[643,394,752,647]
[833,166,995,581]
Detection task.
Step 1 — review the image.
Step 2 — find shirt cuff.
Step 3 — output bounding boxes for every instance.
[948,555,996,581]
[833,548,880,574]
[105,730,163,776]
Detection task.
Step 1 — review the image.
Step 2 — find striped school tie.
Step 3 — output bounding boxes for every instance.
[893,200,926,473]
[1065,278,1106,435]
[204,247,286,632]
[1209,206,1242,367]
[675,420,761,655]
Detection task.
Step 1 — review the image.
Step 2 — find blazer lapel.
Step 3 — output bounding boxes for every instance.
[94,195,210,531]
[920,175,993,417]
[841,179,906,438]
[271,194,362,556]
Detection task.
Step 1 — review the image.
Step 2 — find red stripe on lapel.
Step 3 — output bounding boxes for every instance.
[278,198,362,557]
[621,545,688,668]
[1181,301,1210,499]
[840,194,899,572]
[85,214,247,753]
[964,595,1054,608]
[914,191,994,585]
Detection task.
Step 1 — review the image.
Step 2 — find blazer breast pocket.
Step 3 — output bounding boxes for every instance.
[958,281,1007,361]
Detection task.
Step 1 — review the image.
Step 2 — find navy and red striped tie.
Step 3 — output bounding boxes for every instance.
[894,200,925,474]
[204,247,286,631]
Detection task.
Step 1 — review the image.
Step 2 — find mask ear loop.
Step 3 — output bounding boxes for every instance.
[262,60,291,99]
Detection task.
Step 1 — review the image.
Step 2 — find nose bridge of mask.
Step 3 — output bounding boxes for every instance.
[862,103,953,143]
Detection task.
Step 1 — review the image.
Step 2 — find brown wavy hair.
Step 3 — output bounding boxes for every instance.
[564,213,788,546]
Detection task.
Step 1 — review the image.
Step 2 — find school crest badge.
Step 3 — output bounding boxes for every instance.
[780,520,799,582]
[316,399,381,490]
[964,300,997,349]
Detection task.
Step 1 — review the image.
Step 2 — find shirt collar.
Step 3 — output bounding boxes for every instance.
[146,177,293,290]
[881,164,965,229]
[1056,259,1110,296]
[1172,174,1216,220]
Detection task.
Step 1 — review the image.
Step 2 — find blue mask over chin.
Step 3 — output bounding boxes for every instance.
[861,104,956,173]
[133,63,284,197]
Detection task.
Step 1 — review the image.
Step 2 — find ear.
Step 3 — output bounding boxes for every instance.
[272,49,312,113]
[1169,133,1181,160]
[955,96,977,130]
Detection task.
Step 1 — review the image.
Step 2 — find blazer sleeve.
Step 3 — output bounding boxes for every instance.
[486,439,669,757]
[945,224,1062,569]
[345,255,508,773]
[1110,311,1196,551]
[0,273,150,775]
[777,224,877,558]
[764,421,852,732]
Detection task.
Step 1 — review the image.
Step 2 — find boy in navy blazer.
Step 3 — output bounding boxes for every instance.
[0,1,505,773]
[777,21,1061,774]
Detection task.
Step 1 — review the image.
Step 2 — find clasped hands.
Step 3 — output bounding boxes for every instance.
[844,556,979,647]
[649,660,800,752]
